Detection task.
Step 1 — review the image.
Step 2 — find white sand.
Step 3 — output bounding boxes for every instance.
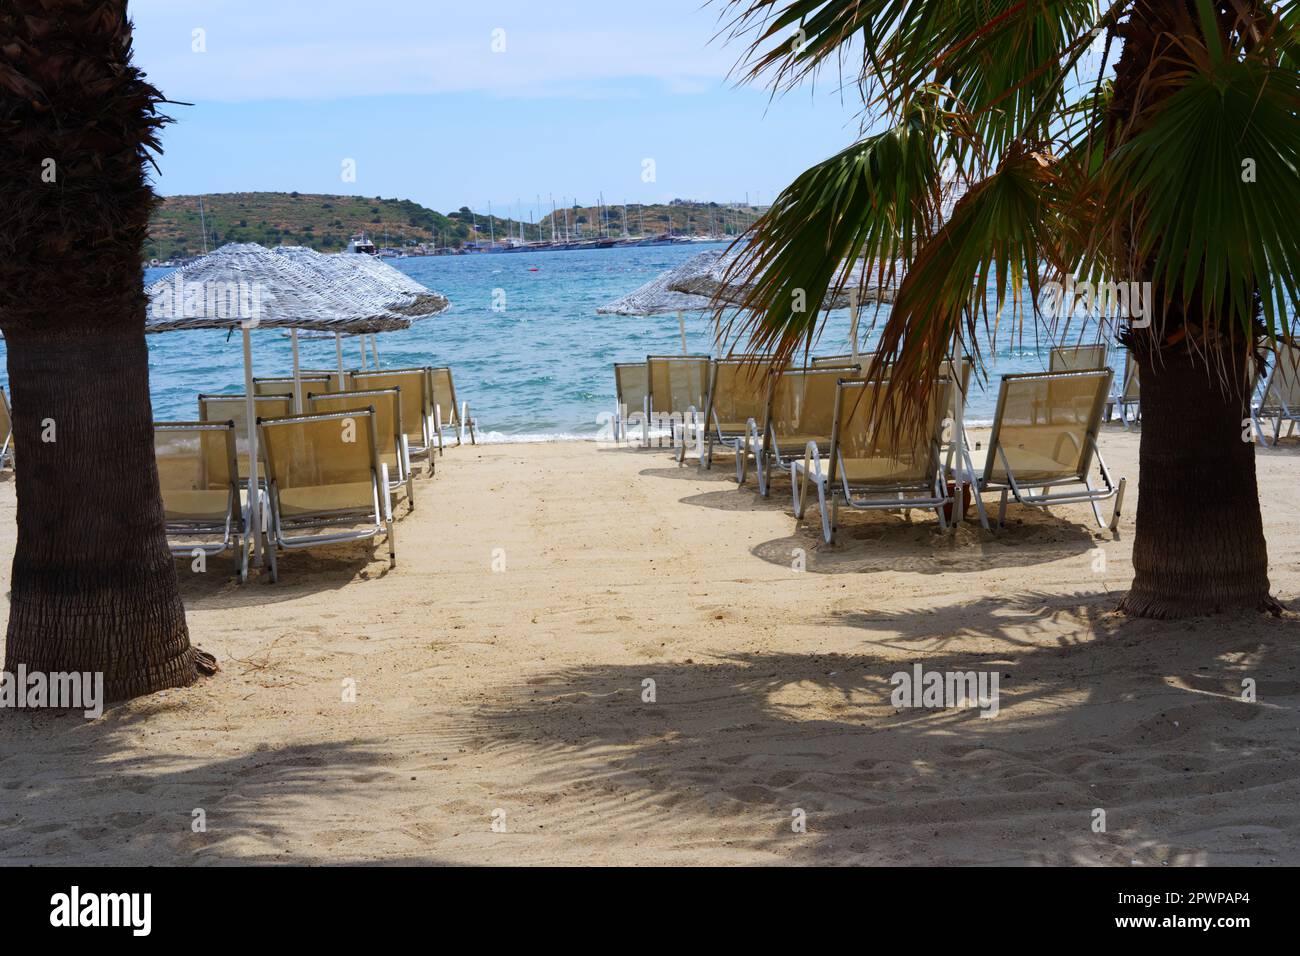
[0,424,1297,865]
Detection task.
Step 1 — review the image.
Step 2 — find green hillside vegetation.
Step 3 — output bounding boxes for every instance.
[147,192,762,258]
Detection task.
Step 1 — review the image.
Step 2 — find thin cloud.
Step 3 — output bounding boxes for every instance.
[132,0,734,102]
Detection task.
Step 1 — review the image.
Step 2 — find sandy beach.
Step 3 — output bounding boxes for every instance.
[0,424,1297,866]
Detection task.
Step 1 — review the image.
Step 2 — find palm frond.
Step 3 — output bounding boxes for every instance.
[872,144,1061,428]
[714,96,955,363]
[1097,50,1300,338]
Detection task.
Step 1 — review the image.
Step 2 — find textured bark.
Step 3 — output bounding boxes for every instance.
[0,2,208,698]
[3,334,199,698]
[1119,344,1277,617]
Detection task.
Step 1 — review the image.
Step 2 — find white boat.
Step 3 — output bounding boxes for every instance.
[346,233,378,255]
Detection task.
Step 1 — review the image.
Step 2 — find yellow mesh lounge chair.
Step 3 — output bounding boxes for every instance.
[258,407,395,582]
[429,367,476,449]
[0,385,13,471]
[646,354,711,460]
[754,365,860,497]
[198,393,293,481]
[701,357,779,481]
[980,369,1126,533]
[154,420,249,581]
[1104,350,1141,427]
[309,386,414,509]
[1049,344,1108,372]
[613,361,649,445]
[253,374,331,410]
[1252,338,1300,446]
[793,378,955,543]
[349,367,436,475]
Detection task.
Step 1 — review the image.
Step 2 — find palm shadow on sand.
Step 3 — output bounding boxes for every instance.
[468,594,1300,864]
[0,716,439,865]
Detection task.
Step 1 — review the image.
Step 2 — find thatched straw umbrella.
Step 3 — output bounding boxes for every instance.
[665,250,896,362]
[597,250,724,352]
[273,246,451,382]
[145,242,410,563]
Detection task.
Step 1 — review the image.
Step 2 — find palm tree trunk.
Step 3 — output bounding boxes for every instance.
[0,0,210,699]
[3,332,200,698]
[1119,342,1276,617]
[1109,1,1277,617]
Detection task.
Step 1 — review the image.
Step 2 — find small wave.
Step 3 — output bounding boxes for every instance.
[473,431,596,444]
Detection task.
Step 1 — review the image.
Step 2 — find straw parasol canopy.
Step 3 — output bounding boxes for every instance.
[273,245,450,318]
[596,250,722,316]
[665,249,896,309]
[144,242,412,334]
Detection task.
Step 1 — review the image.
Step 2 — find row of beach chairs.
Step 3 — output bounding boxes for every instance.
[615,348,1129,542]
[613,338,1300,541]
[152,366,476,582]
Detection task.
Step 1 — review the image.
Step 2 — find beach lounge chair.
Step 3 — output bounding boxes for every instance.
[753,364,861,497]
[257,407,396,581]
[1104,351,1140,427]
[253,374,332,410]
[978,369,1125,533]
[0,385,13,471]
[1252,338,1300,446]
[198,393,293,480]
[700,356,779,480]
[646,354,711,459]
[349,367,437,474]
[154,420,250,581]
[613,362,649,445]
[308,386,414,508]
[1049,344,1108,372]
[429,367,477,449]
[811,353,868,367]
[793,377,955,542]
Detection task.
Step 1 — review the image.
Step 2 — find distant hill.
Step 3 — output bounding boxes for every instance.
[147,192,762,258]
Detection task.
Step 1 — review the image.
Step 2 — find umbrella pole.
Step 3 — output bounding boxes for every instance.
[850,301,860,366]
[335,333,346,389]
[242,326,263,567]
[370,336,381,368]
[290,328,302,413]
[678,311,687,355]
[359,335,369,370]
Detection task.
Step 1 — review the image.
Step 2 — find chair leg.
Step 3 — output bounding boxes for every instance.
[1110,477,1127,538]
[265,532,278,583]
[818,482,833,544]
[997,489,1009,529]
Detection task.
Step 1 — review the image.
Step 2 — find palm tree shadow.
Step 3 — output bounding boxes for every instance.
[468,596,1300,864]
[0,713,425,864]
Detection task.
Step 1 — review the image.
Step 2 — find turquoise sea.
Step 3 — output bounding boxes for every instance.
[2,243,1084,436]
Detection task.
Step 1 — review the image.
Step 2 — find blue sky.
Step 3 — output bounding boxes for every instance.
[131,0,867,216]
